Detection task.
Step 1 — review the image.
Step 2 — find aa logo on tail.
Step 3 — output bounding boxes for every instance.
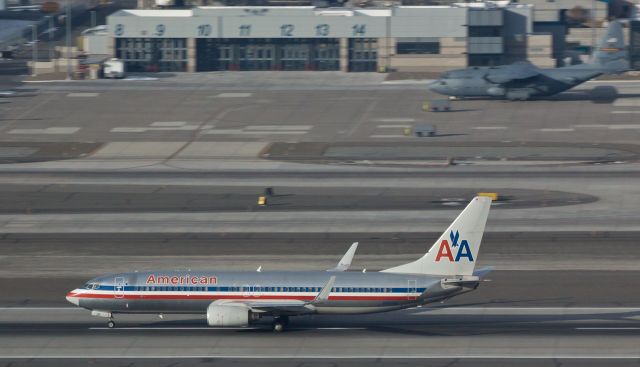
[435,230,474,262]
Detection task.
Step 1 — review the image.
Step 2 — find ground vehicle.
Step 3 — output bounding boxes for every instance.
[428,99,451,112]
[103,58,125,79]
[414,123,437,137]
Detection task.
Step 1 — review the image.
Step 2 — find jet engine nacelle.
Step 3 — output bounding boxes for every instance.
[206,303,257,327]
[487,87,506,96]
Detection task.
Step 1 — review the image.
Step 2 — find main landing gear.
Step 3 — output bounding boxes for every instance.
[273,316,289,332]
[107,319,116,328]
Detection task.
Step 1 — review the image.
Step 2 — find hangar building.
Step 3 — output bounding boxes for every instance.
[105,5,543,73]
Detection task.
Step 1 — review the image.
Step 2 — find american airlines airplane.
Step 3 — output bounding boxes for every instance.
[66,196,492,331]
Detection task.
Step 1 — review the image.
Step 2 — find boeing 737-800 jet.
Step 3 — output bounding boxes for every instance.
[66,196,492,331]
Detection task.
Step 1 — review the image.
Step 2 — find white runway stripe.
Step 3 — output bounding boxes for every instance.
[472,126,508,130]
[200,129,244,134]
[537,128,575,132]
[150,121,189,127]
[611,111,640,114]
[375,118,415,122]
[8,127,80,135]
[215,93,252,98]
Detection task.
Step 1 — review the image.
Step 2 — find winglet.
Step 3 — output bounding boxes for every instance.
[312,276,336,303]
[327,242,358,272]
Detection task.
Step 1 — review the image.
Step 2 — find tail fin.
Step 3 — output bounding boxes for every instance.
[589,20,629,73]
[381,196,491,276]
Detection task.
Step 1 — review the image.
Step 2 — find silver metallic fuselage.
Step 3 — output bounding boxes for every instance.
[67,270,474,316]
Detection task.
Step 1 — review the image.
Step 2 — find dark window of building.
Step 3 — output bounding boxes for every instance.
[396,42,440,55]
[468,27,502,37]
[196,38,340,72]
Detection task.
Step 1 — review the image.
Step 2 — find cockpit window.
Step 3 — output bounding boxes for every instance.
[84,283,99,290]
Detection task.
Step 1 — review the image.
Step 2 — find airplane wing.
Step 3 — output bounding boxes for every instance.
[483,62,540,84]
[326,242,358,272]
[213,276,337,315]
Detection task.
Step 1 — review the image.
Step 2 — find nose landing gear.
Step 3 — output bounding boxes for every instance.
[107,319,116,328]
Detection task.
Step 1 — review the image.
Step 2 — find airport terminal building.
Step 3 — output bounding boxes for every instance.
[104,5,543,73]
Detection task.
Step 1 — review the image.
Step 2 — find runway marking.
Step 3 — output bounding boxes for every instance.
[376,124,412,128]
[67,93,99,98]
[111,122,206,133]
[473,126,508,130]
[8,127,80,135]
[244,125,313,131]
[202,125,312,135]
[537,128,575,132]
[370,134,409,138]
[611,110,640,114]
[375,118,415,122]
[111,126,201,133]
[150,121,189,127]
[215,93,252,98]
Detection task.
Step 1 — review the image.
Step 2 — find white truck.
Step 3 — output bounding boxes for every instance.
[103,58,125,79]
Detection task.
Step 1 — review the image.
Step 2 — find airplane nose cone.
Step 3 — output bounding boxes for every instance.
[428,80,446,95]
[66,291,79,306]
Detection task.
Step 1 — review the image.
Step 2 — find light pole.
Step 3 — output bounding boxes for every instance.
[66,0,72,80]
[31,24,38,77]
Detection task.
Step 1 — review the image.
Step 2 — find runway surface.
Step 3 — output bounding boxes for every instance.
[3,74,640,146]
[0,306,639,362]
[1,72,639,365]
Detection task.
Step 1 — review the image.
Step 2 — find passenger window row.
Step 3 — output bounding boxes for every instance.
[130,286,397,293]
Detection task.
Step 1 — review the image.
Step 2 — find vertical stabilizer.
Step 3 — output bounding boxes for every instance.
[589,20,629,73]
[381,196,491,276]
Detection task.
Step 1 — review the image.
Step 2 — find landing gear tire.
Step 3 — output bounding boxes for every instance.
[107,320,116,329]
[273,316,289,332]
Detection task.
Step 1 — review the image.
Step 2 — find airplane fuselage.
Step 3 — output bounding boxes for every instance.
[67,270,474,316]
[429,65,602,100]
